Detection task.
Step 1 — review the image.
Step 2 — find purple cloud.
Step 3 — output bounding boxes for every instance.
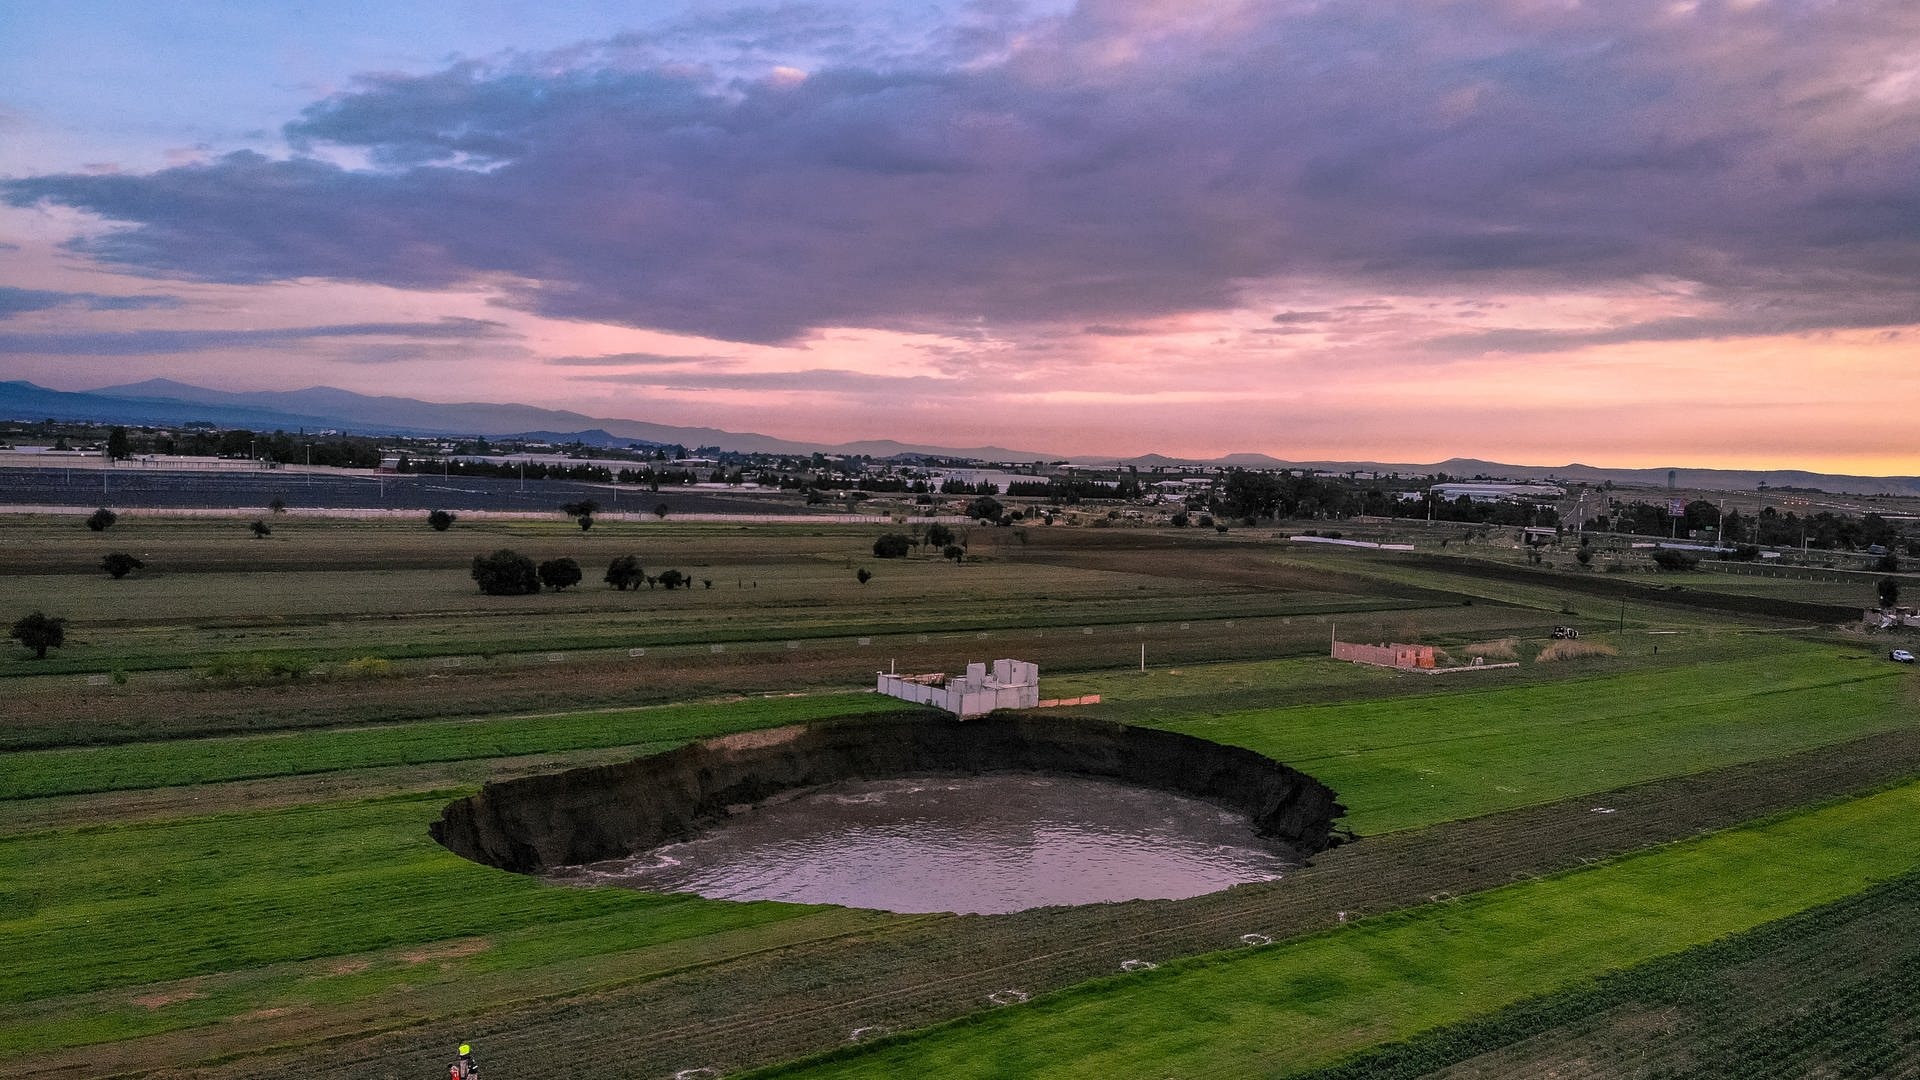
[0,317,509,355]
[0,286,179,318]
[6,1,1920,346]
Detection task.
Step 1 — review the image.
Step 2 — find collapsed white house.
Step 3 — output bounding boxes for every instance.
[877,659,1040,719]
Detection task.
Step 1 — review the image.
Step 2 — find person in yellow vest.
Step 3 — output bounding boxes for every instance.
[449,1043,479,1079]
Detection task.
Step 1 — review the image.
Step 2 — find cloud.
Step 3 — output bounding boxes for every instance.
[1269,311,1330,324]
[546,352,737,367]
[570,366,953,394]
[0,317,509,355]
[0,286,180,318]
[6,1,1920,346]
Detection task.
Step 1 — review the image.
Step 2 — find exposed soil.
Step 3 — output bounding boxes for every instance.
[430,714,1348,873]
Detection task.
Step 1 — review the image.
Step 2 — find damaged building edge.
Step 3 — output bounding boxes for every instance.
[430,711,1347,876]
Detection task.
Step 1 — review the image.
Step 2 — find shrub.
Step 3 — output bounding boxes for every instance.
[203,651,312,685]
[102,552,145,579]
[605,554,644,590]
[427,509,457,531]
[1650,549,1698,571]
[86,508,117,532]
[1536,640,1620,662]
[943,544,965,562]
[342,656,394,679]
[471,549,541,595]
[1880,577,1901,609]
[873,533,912,558]
[657,569,687,589]
[249,519,272,539]
[1462,638,1520,661]
[856,567,872,585]
[1575,547,1593,567]
[1171,512,1190,527]
[925,523,956,548]
[538,557,583,591]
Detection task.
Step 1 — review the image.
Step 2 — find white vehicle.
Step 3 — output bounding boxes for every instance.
[1893,649,1916,664]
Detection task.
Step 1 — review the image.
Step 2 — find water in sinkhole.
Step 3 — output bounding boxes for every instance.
[549,773,1298,914]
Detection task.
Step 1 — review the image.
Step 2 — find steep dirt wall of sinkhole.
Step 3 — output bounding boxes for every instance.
[430,711,1346,875]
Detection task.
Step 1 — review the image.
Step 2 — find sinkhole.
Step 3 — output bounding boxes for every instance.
[430,713,1344,915]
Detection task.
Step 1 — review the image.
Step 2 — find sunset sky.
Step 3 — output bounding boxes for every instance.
[2,1,1917,470]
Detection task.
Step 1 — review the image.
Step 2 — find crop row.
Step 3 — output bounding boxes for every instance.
[1294,869,1920,1080]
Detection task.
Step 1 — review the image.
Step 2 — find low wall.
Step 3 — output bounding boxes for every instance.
[430,712,1345,875]
[1332,640,1435,669]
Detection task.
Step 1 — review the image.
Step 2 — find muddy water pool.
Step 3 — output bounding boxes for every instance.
[550,773,1297,914]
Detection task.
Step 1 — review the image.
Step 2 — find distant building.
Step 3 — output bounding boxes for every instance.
[1430,482,1565,504]
[877,659,1040,718]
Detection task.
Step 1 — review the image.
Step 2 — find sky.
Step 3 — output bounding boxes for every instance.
[1,0,1917,470]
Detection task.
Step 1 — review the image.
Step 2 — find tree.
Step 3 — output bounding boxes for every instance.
[85,507,117,532]
[856,567,872,585]
[102,552,145,579]
[427,509,457,532]
[1877,552,1902,573]
[654,503,671,519]
[1170,512,1190,527]
[471,549,541,595]
[925,523,956,548]
[538,557,583,591]
[249,519,272,539]
[1575,546,1594,567]
[268,496,286,515]
[965,495,1004,523]
[106,426,131,461]
[561,500,599,531]
[1651,549,1698,571]
[605,554,645,590]
[657,569,687,589]
[943,544,965,562]
[1880,577,1902,609]
[10,611,65,659]
[873,533,912,558]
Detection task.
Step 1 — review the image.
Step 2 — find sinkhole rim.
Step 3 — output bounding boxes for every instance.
[429,711,1347,915]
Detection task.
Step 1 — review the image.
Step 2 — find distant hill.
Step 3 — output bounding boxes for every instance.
[1073,451,1920,497]
[5,380,1914,495]
[0,380,1056,460]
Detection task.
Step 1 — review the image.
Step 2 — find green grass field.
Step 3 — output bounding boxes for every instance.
[1,515,1915,1078]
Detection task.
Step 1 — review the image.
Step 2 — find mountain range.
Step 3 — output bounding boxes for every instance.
[1,379,1916,496]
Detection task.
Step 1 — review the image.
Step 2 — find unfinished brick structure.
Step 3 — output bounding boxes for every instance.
[1331,639,1436,670]
[876,659,1040,718]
